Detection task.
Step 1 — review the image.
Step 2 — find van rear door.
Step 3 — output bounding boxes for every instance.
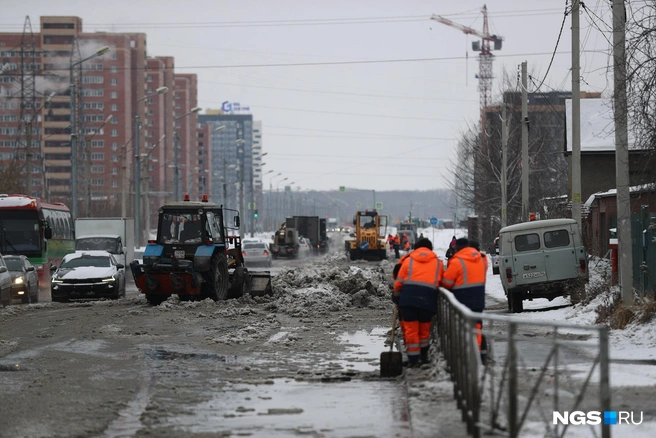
[543,226,579,282]
[512,231,548,285]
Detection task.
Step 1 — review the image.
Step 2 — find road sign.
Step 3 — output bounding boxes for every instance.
[430,217,438,225]
[339,186,346,192]
[375,201,383,210]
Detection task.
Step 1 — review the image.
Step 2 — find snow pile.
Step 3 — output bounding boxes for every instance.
[269,255,391,316]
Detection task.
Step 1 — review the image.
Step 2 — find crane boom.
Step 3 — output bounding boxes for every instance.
[430,14,501,43]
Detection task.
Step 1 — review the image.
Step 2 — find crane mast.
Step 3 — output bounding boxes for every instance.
[431,5,503,121]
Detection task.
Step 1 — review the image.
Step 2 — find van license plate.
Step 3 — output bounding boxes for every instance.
[174,250,185,259]
[522,271,546,279]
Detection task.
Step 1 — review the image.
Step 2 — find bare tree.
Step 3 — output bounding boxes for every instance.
[448,76,570,246]
[0,165,26,194]
[626,1,656,170]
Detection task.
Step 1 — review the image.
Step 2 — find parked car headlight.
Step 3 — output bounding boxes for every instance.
[102,275,116,282]
[14,277,24,284]
[51,277,63,283]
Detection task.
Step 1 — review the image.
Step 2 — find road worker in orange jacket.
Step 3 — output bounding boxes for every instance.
[441,237,488,362]
[393,235,401,259]
[393,238,444,367]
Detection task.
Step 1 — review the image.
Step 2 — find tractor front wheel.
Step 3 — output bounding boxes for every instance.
[202,254,229,301]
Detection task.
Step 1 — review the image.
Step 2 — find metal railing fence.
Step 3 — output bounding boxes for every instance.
[434,287,610,438]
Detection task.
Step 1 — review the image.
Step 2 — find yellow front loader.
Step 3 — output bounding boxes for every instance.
[345,210,388,261]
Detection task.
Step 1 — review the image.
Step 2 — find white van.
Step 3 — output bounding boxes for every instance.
[498,218,589,313]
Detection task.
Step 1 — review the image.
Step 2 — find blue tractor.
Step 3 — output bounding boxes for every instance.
[130,195,272,305]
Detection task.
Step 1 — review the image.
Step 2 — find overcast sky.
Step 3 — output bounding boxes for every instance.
[4,0,613,192]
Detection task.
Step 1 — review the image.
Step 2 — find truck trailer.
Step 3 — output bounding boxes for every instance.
[75,217,135,267]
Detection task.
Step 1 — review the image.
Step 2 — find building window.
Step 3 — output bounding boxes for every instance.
[91,165,104,173]
[146,76,153,82]
[89,64,103,71]
[111,129,118,137]
[110,78,118,86]
[111,116,118,124]
[111,142,118,151]
[112,168,118,176]
[110,66,117,73]
[111,181,118,188]
[112,155,118,162]
[91,179,104,186]
[82,76,104,84]
[111,91,118,99]
[110,53,118,60]
[111,104,118,111]
[91,153,104,161]
[91,140,104,148]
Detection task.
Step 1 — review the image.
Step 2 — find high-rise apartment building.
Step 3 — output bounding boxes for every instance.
[0,16,199,225]
[197,112,264,233]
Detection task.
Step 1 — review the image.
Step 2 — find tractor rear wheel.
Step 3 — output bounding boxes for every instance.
[202,254,229,301]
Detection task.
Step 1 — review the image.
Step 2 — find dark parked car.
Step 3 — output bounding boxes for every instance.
[50,250,126,302]
[4,255,39,304]
[0,254,13,307]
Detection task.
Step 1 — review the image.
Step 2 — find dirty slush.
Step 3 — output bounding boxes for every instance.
[0,253,463,438]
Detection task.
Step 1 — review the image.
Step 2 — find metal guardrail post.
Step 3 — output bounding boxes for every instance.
[508,322,518,438]
[600,326,610,438]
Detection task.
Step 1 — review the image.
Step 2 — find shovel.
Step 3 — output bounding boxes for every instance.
[380,306,403,377]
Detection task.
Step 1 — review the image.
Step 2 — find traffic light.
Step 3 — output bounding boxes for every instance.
[254,209,258,218]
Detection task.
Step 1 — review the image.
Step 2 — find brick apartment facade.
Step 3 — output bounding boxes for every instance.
[0,16,206,225]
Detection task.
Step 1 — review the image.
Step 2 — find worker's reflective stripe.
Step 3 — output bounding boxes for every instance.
[407,259,414,278]
[458,258,467,284]
[403,280,438,289]
[435,263,442,284]
[451,282,485,290]
[397,277,405,284]
[419,338,430,348]
[441,278,455,286]
[406,343,419,349]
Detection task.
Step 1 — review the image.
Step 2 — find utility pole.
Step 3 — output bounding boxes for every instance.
[134,113,141,247]
[70,63,78,221]
[121,141,127,217]
[501,103,508,228]
[613,0,634,307]
[26,122,32,195]
[571,0,582,229]
[521,61,529,221]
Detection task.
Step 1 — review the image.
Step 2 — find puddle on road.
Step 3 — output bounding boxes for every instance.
[336,327,389,372]
[165,378,411,437]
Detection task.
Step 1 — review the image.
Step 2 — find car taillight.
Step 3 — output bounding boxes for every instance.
[263,250,269,256]
[148,240,155,244]
[242,252,246,257]
[579,258,586,274]
[205,240,213,245]
[505,268,513,283]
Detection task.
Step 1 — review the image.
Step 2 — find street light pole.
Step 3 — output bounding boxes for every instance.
[172,107,202,202]
[134,86,168,247]
[69,46,110,221]
[235,138,246,237]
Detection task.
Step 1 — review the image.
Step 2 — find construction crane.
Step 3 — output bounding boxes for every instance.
[431,5,503,118]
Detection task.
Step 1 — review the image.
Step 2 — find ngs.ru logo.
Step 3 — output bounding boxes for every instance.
[553,411,643,425]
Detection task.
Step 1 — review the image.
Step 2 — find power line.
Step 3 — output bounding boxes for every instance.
[531,1,571,93]
[200,100,458,122]
[200,79,477,103]
[0,10,565,30]
[265,124,456,140]
[36,50,603,73]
